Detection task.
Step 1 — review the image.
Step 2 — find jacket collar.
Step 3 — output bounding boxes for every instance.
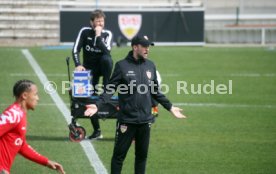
[126,51,145,64]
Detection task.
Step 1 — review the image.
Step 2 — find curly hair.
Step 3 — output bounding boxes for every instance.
[13,79,35,99]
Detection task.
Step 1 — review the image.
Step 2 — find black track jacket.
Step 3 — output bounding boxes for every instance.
[72,27,113,68]
[97,51,172,124]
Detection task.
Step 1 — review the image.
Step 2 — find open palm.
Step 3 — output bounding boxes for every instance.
[170,106,187,118]
[84,104,98,117]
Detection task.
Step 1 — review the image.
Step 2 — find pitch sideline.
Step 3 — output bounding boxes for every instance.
[21,49,108,174]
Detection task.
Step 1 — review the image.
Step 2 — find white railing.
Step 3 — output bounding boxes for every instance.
[205,14,276,45]
[59,1,203,11]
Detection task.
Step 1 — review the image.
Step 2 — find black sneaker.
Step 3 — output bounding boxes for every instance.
[88,131,103,140]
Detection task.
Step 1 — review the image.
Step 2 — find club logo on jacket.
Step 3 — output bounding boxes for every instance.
[14,138,23,146]
[120,124,127,133]
[146,70,152,79]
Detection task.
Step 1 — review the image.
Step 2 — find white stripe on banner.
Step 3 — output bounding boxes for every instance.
[21,49,108,174]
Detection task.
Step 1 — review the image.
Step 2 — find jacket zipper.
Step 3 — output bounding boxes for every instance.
[137,61,143,123]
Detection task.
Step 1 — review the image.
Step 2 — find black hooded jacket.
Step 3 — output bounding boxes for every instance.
[97,51,172,124]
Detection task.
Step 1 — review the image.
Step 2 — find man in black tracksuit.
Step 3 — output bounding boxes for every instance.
[72,9,113,139]
[84,35,186,174]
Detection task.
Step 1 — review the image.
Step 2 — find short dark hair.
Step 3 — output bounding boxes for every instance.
[90,9,106,21]
[13,79,35,99]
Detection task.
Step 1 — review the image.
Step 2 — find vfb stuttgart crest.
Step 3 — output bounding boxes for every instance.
[118,14,142,40]
[146,70,152,79]
[120,124,127,133]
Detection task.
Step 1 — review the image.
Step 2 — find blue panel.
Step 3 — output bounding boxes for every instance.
[72,70,92,98]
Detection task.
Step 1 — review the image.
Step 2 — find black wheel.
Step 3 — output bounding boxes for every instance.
[69,126,86,142]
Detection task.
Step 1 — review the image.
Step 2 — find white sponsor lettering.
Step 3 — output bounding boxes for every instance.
[85,45,102,53]
[0,108,22,125]
[126,71,136,76]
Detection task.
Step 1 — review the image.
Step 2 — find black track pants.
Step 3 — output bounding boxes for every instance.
[86,54,113,132]
[111,122,151,174]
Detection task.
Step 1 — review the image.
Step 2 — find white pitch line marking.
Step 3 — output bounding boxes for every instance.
[21,49,108,174]
[230,73,276,77]
[173,103,276,109]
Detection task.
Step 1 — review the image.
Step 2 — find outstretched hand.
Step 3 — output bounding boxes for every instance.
[47,160,66,174]
[84,104,98,117]
[170,106,187,119]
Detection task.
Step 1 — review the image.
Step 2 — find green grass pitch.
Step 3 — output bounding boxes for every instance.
[0,46,275,174]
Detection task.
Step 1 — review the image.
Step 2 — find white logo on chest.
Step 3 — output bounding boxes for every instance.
[126,70,136,76]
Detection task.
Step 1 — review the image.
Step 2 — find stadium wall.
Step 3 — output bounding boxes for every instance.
[59,8,205,46]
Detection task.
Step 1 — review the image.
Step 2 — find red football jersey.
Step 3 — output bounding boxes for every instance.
[0,102,48,173]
